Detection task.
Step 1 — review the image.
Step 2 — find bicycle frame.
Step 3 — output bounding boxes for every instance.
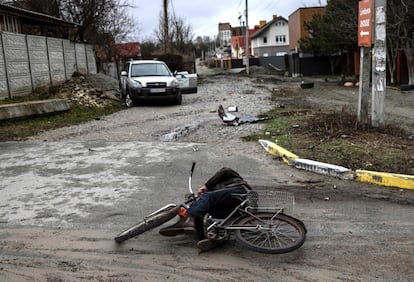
[205,196,286,236]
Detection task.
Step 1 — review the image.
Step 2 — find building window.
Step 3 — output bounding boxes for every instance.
[263,37,267,44]
[275,35,286,44]
[0,14,21,33]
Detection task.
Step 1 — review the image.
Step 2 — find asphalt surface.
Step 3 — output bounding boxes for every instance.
[0,140,279,228]
[0,68,413,281]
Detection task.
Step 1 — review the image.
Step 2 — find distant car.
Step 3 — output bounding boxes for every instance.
[119,60,182,107]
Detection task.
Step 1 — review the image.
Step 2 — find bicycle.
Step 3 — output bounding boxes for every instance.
[114,163,307,254]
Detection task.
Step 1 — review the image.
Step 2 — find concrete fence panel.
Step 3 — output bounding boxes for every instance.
[0,34,7,100]
[0,31,97,100]
[63,40,76,79]
[47,37,66,84]
[75,42,87,74]
[3,32,32,97]
[85,44,97,74]
[27,35,50,89]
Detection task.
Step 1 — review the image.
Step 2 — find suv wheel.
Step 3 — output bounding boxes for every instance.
[125,92,135,108]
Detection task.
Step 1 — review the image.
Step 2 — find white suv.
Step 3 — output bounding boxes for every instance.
[120,60,182,107]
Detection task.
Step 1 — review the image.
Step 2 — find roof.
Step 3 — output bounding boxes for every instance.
[289,6,326,17]
[0,3,79,27]
[250,16,288,39]
[129,60,165,64]
[115,42,141,58]
[232,36,245,49]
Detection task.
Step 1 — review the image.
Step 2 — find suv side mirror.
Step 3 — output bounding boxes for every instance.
[121,71,127,76]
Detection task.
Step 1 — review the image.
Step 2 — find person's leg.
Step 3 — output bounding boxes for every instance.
[159,185,247,237]
[187,186,247,218]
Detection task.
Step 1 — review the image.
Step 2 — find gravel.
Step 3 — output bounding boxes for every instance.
[30,69,281,160]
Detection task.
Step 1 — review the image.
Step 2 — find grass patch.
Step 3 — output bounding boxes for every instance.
[244,93,414,175]
[0,102,123,141]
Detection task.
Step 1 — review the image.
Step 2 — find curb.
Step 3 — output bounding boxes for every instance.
[356,170,414,190]
[258,139,414,190]
[0,99,70,121]
[258,139,298,165]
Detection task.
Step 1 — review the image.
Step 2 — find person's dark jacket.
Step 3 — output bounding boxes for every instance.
[204,167,252,191]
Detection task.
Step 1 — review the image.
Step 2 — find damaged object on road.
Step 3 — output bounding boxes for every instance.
[217,105,272,126]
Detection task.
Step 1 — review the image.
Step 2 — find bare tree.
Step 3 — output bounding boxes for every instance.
[104,0,138,43]
[386,0,403,84]
[154,9,193,55]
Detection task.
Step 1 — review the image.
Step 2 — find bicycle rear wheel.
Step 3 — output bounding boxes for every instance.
[115,209,176,243]
[234,213,306,254]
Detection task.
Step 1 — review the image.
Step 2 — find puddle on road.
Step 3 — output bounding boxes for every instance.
[0,141,200,226]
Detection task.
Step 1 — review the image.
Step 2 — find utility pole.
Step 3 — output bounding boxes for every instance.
[357,0,373,124]
[371,0,387,129]
[163,0,169,53]
[244,0,249,75]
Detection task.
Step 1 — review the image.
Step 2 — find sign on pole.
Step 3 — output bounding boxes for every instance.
[358,0,373,47]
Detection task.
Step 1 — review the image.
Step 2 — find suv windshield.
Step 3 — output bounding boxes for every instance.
[131,63,171,77]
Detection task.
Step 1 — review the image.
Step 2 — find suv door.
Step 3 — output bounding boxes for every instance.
[120,62,130,97]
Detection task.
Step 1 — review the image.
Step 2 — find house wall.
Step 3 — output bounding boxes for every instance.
[0,31,96,99]
[219,23,232,47]
[289,7,325,50]
[252,44,289,57]
[252,19,289,57]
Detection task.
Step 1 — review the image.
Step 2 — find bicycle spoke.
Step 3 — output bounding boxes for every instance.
[235,213,306,254]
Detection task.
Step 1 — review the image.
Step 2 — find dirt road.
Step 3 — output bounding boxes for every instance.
[1,67,413,281]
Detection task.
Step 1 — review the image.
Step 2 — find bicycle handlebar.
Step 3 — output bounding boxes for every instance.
[188,162,196,194]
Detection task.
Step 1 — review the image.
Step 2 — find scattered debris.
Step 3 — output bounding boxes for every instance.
[160,121,201,141]
[300,81,314,89]
[227,105,238,112]
[217,105,272,126]
[57,75,120,107]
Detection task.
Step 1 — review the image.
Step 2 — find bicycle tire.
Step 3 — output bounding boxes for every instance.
[234,213,306,254]
[114,209,176,243]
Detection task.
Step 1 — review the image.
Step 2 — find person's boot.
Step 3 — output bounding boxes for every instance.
[159,216,196,236]
[197,238,221,254]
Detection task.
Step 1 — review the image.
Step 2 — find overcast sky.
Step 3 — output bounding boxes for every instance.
[130,0,327,40]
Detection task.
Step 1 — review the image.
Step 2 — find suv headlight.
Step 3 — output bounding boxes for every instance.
[171,79,179,88]
[131,80,143,89]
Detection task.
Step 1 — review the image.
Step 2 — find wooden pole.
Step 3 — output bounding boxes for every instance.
[358,47,370,124]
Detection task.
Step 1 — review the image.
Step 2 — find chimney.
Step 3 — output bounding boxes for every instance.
[259,20,266,27]
[272,15,278,20]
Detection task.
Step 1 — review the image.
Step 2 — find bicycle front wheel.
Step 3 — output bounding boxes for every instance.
[114,209,176,243]
[234,213,306,254]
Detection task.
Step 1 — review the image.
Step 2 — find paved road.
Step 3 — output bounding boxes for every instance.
[1,71,413,281]
[1,141,413,281]
[0,141,277,228]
